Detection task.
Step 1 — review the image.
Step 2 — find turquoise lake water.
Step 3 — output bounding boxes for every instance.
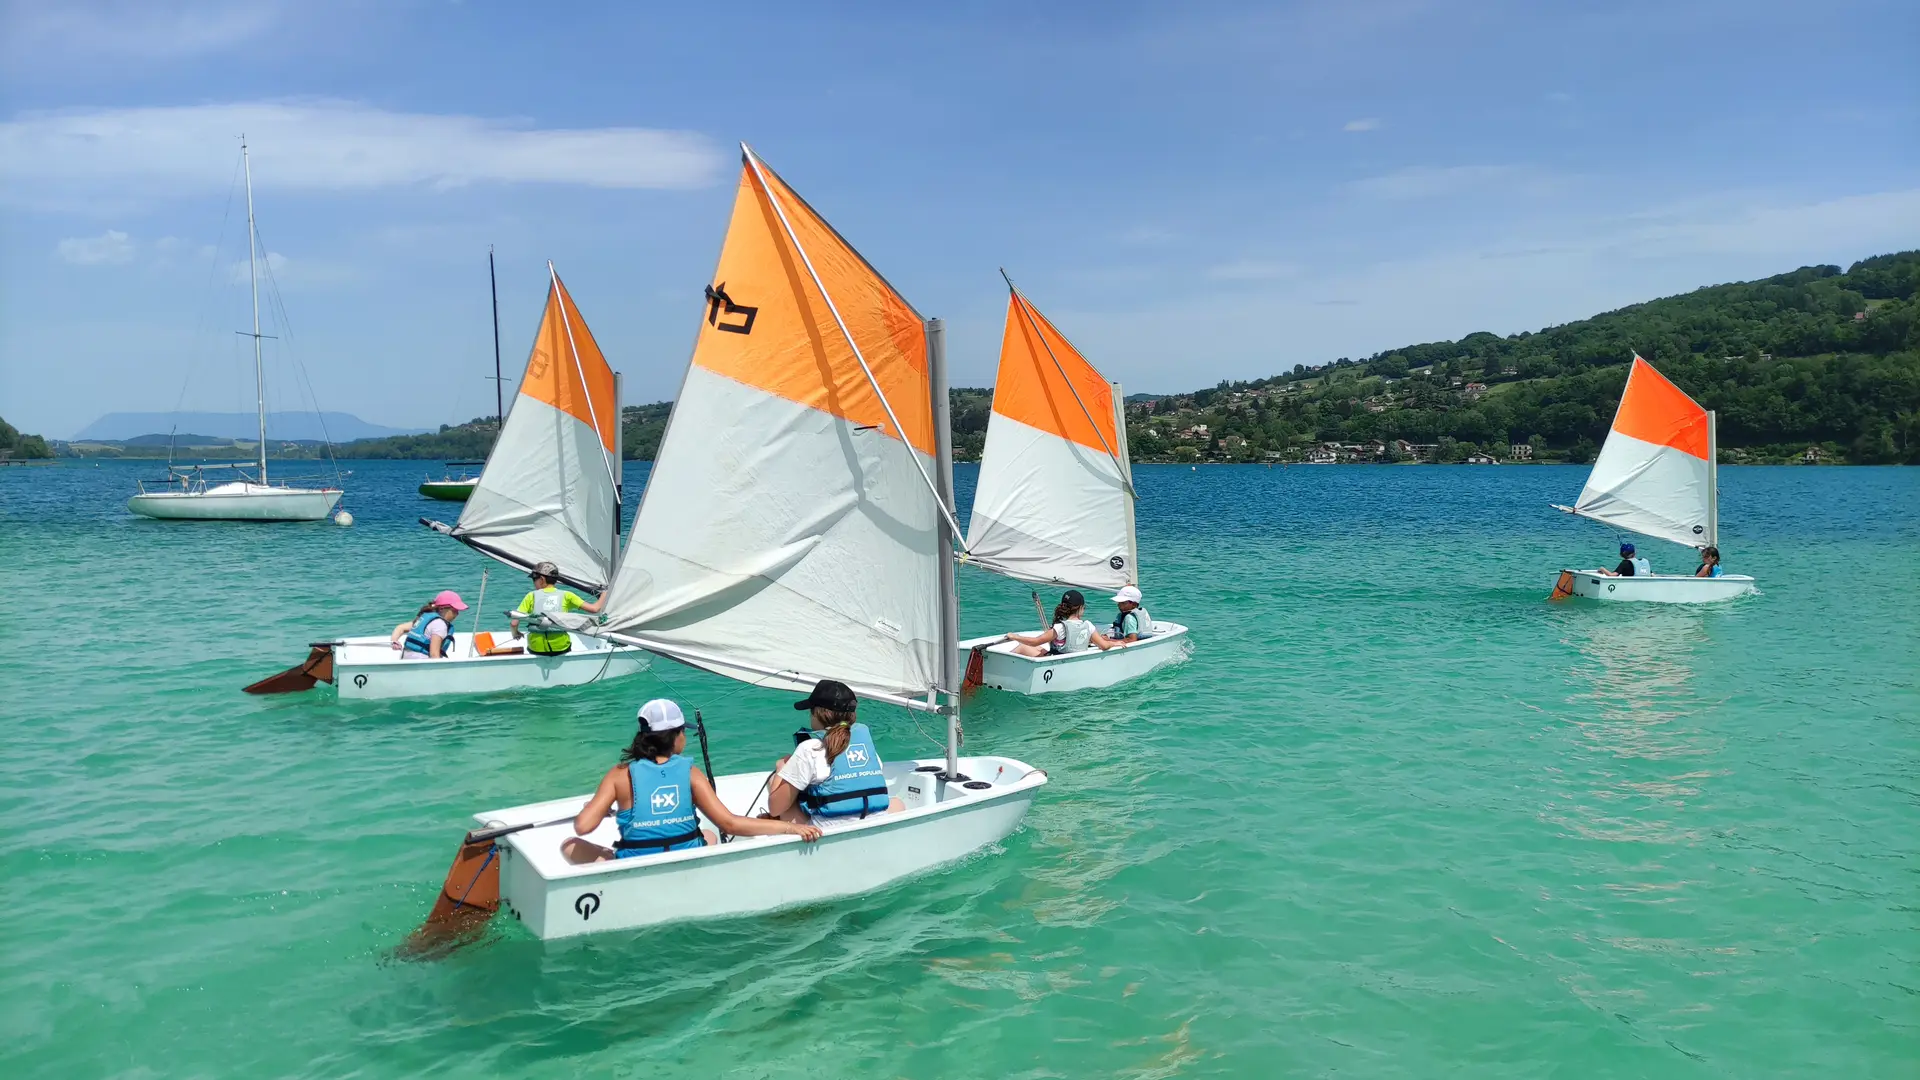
[1,459,1914,1078]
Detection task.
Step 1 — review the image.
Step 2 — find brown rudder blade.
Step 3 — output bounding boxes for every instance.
[395,839,503,960]
[1549,570,1576,601]
[961,644,987,693]
[243,646,336,695]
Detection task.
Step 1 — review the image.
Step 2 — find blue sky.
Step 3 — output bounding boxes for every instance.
[2,0,1915,439]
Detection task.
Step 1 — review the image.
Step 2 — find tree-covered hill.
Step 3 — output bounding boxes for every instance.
[336,402,676,461]
[0,417,53,459]
[1131,250,1917,464]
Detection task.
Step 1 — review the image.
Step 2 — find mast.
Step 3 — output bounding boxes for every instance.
[489,246,504,426]
[928,318,963,778]
[242,137,266,484]
[612,370,625,561]
[1707,410,1719,548]
[1112,379,1139,582]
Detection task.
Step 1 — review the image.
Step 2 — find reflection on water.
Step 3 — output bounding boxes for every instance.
[1560,605,1722,763]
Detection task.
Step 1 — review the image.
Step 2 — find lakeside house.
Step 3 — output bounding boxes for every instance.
[1508,443,1533,460]
[1466,452,1499,465]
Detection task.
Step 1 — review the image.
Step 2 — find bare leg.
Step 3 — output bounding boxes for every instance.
[560,837,615,864]
[1013,642,1050,657]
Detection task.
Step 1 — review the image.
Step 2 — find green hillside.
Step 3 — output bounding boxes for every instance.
[0,417,53,460]
[1131,250,1918,464]
[338,401,676,461]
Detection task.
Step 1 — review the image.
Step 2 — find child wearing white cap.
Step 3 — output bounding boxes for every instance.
[1109,585,1153,643]
[561,698,822,863]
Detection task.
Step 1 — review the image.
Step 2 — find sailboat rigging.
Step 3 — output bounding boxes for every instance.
[128,138,344,522]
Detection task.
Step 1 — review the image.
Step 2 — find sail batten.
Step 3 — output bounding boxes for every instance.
[1568,355,1713,549]
[599,151,943,703]
[451,273,621,591]
[965,289,1138,592]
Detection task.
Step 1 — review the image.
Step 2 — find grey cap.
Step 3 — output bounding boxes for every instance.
[530,561,560,581]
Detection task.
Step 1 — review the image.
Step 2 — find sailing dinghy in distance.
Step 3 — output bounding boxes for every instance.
[957,279,1189,694]
[246,268,647,699]
[1550,355,1756,603]
[413,146,1044,943]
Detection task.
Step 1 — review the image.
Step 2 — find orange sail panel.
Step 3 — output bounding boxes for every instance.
[1611,355,1708,461]
[521,276,619,454]
[994,293,1121,455]
[688,160,933,457]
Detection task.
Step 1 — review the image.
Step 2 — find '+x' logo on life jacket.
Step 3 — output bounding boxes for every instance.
[650,786,679,814]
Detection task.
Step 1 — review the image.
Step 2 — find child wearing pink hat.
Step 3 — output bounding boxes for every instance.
[390,591,469,660]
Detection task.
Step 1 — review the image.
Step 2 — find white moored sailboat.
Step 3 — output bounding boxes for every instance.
[246,267,648,699]
[128,139,343,522]
[956,277,1189,694]
[413,146,1045,943]
[1550,354,1756,603]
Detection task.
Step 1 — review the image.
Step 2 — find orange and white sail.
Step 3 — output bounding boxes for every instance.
[599,148,945,704]
[965,286,1137,591]
[453,268,622,591]
[1563,355,1715,548]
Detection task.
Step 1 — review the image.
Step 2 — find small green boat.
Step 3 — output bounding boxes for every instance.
[419,463,484,501]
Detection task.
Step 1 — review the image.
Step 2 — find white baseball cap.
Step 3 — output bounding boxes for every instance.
[636,699,686,732]
[1111,585,1143,604]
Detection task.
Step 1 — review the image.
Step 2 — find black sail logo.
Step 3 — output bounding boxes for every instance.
[704,283,758,335]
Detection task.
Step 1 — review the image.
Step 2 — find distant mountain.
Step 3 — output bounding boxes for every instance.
[74,411,431,442]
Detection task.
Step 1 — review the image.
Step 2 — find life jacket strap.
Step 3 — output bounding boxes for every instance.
[613,827,703,852]
[799,786,890,819]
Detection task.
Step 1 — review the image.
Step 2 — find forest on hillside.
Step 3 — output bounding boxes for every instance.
[1132,250,1918,464]
[0,417,53,459]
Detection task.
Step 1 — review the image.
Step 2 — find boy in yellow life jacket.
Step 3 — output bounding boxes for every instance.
[511,561,607,655]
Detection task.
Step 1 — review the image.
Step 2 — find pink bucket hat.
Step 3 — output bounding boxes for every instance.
[432,590,469,611]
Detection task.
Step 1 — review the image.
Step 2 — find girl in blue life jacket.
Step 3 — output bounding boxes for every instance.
[389,590,468,659]
[561,699,821,864]
[765,680,903,823]
[1694,546,1725,577]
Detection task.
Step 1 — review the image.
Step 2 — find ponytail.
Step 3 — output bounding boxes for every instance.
[812,706,857,764]
[620,727,679,763]
[415,602,437,618]
[1050,598,1079,625]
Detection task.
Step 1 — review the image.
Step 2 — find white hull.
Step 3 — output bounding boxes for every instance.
[1559,571,1756,604]
[478,756,1046,940]
[128,486,342,521]
[959,622,1191,694]
[331,632,648,699]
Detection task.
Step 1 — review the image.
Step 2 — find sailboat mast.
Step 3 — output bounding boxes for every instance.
[242,137,266,483]
[1707,410,1719,549]
[928,318,963,777]
[489,246,504,426]
[612,370,625,560]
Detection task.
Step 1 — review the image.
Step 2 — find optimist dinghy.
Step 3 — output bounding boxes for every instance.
[246,268,648,698]
[410,146,1045,945]
[1550,355,1756,603]
[956,277,1189,693]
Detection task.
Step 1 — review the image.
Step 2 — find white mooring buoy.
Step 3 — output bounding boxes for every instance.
[333,510,354,527]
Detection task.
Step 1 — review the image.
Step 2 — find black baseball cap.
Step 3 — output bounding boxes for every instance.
[794,679,858,712]
[1061,589,1085,607]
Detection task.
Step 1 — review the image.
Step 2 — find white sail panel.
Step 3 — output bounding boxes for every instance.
[603,366,940,700]
[966,412,1136,590]
[1574,431,1712,548]
[453,275,619,592]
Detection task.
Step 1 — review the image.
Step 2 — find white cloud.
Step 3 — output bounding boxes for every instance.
[1343,117,1382,132]
[0,0,282,61]
[56,230,135,265]
[1206,258,1300,281]
[0,100,722,202]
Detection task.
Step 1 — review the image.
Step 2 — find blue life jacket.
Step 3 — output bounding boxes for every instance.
[615,755,705,857]
[402,612,447,658]
[1703,564,1724,578]
[799,722,890,818]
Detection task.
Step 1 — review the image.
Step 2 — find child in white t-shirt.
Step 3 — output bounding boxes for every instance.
[1004,589,1118,657]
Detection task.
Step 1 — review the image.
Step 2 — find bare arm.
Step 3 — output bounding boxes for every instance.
[572,766,625,836]
[1005,627,1056,647]
[390,621,412,645]
[692,769,820,841]
[579,591,607,615]
[1090,627,1119,651]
